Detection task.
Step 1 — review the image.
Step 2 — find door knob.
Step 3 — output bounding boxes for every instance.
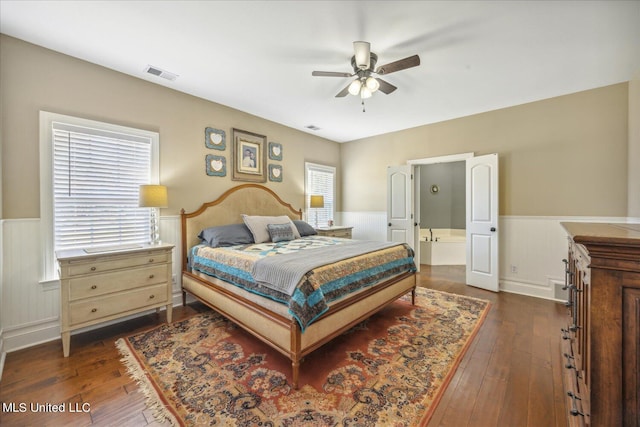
[388,223,392,227]
[490,227,496,232]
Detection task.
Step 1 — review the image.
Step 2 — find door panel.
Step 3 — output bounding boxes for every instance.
[466,154,499,291]
[387,166,415,250]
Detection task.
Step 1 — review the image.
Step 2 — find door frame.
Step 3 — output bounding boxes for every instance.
[406,152,475,274]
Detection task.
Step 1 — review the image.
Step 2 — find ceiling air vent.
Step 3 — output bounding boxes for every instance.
[305,125,321,131]
[144,65,178,81]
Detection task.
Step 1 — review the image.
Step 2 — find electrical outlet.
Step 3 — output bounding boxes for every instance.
[510,265,518,274]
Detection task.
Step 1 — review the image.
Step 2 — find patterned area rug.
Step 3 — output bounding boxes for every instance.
[116,288,489,426]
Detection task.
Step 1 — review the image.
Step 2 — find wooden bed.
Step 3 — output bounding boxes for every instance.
[180,184,417,388]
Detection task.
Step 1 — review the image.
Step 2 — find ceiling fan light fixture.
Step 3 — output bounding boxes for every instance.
[353,41,371,70]
[365,77,380,92]
[348,79,362,96]
[360,86,372,99]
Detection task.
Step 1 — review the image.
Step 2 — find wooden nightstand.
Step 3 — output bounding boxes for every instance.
[315,226,353,239]
[56,243,174,356]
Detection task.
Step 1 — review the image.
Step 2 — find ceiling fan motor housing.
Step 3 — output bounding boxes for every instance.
[351,52,378,73]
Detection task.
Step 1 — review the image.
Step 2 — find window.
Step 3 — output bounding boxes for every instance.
[40,112,159,281]
[304,162,336,228]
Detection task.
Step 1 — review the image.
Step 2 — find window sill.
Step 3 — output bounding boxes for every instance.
[39,278,60,292]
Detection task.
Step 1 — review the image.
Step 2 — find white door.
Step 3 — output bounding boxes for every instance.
[387,166,415,251]
[465,153,499,291]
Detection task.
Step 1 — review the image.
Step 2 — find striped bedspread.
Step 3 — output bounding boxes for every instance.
[189,236,416,330]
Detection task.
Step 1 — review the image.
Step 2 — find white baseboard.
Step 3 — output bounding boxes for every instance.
[500,277,566,302]
[2,291,186,355]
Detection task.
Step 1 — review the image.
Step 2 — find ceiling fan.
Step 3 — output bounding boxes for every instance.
[312,41,420,106]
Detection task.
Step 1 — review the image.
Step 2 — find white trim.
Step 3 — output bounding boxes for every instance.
[407,152,474,165]
[39,111,160,282]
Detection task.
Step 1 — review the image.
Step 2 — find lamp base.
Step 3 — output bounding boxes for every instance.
[149,207,161,245]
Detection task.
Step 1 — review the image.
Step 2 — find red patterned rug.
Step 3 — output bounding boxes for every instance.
[116,287,489,426]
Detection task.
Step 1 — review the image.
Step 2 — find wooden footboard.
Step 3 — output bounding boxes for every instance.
[183,269,417,388]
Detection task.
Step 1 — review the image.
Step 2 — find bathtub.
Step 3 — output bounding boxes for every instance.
[419,228,466,265]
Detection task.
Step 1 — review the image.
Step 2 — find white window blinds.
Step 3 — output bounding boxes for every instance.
[52,122,153,251]
[305,162,336,227]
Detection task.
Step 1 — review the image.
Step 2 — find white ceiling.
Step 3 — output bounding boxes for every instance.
[1,1,639,143]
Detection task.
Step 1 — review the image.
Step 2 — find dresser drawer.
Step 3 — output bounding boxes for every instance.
[66,252,169,276]
[68,264,168,301]
[69,283,168,326]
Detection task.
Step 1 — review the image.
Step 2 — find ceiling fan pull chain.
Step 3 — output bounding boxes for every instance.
[362,99,366,112]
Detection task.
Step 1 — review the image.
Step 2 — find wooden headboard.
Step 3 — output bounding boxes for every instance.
[180,184,302,270]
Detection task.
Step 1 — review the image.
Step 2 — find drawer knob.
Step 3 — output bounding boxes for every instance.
[149,294,155,299]
[91,308,97,313]
[149,274,155,279]
[90,267,97,271]
[148,258,154,263]
[91,285,97,290]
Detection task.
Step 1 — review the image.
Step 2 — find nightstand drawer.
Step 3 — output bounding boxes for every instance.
[68,264,168,301]
[316,226,353,239]
[69,283,168,326]
[328,230,351,238]
[66,252,169,276]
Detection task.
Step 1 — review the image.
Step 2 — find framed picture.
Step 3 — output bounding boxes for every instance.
[232,128,266,182]
[269,164,283,182]
[205,154,226,177]
[205,127,226,150]
[268,142,283,161]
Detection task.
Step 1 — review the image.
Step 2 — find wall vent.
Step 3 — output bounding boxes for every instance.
[305,125,321,131]
[144,65,178,81]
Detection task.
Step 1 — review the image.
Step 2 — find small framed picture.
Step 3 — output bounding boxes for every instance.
[205,154,226,177]
[268,142,283,161]
[269,164,283,182]
[232,128,266,182]
[205,127,226,150]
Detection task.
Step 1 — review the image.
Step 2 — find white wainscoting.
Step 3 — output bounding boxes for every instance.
[340,212,634,300]
[2,213,635,359]
[1,216,183,357]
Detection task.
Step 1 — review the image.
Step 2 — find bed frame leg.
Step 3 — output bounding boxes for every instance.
[182,290,187,306]
[411,287,416,305]
[292,359,300,390]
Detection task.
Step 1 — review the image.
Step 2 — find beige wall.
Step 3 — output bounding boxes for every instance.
[340,83,629,217]
[629,75,640,218]
[0,35,340,219]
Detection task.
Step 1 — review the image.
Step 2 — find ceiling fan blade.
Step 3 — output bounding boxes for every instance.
[335,83,351,98]
[353,41,371,69]
[376,78,397,95]
[312,71,353,77]
[376,54,421,75]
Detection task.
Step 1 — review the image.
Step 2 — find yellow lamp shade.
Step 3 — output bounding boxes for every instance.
[310,195,324,208]
[139,185,168,208]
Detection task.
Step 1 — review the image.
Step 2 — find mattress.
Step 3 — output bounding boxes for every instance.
[189,236,416,330]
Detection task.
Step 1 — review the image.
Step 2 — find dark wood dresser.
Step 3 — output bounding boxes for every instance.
[560,222,640,427]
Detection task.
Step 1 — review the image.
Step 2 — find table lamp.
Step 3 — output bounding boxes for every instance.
[310,194,324,228]
[139,185,168,245]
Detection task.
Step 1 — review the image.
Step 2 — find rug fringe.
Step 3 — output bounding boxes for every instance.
[115,338,180,426]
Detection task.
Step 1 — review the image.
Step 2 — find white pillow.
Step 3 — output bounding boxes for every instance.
[241,214,301,243]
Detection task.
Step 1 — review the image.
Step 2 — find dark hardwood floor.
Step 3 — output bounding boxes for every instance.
[0,265,568,426]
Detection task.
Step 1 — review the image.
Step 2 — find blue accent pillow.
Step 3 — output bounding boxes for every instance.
[198,223,254,247]
[293,220,317,236]
[267,223,296,243]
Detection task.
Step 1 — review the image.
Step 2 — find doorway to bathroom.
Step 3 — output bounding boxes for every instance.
[418,161,466,267]
[387,152,499,291]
